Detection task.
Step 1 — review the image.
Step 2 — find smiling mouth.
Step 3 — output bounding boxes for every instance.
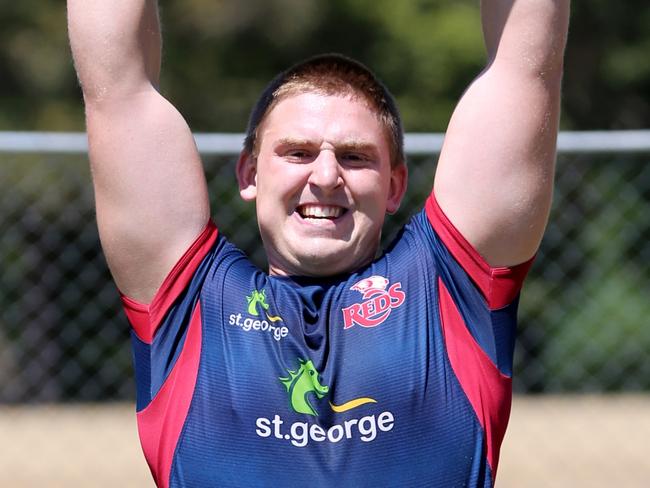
[296,204,347,220]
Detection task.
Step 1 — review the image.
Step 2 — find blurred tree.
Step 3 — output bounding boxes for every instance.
[562,1,650,129]
[1,0,648,131]
[0,1,82,129]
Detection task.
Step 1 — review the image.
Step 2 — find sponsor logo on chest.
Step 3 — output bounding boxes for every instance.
[255,358,395,447]
[342,275,406,329]
[228,288,289,341]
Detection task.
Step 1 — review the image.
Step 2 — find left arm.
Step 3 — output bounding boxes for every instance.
[434,0,570,267]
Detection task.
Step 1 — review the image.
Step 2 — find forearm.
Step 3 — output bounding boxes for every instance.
[67,0,161,102]
[482,0,570,77]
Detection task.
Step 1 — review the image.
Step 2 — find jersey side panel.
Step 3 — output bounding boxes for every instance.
[438,277,511,477]
[422,195,532,480]
[119,221,219,487]
[137,305,202,488]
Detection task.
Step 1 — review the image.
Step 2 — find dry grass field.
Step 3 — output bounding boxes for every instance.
[1,395,648,487]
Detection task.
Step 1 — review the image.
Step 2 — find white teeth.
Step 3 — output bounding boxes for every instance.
[299,205,343,219]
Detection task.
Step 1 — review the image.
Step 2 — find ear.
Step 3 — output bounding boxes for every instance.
[386,162,408,215]
[236,150,258,201]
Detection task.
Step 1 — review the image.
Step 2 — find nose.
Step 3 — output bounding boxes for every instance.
[307,150,343,192]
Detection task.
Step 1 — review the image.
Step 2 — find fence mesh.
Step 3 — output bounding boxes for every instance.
[1,145,649,403]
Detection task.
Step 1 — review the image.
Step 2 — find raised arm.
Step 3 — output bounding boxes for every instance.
[434,0,570,267]
[68,0,210,302]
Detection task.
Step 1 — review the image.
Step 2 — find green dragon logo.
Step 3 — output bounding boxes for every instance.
[280,359,330,416]
[279,359,376,416]
[247,289,282,322]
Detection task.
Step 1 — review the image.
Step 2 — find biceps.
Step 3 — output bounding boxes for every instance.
[86,89,210,300]
[434,67,561,266]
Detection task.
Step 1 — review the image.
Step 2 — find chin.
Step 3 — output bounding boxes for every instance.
[297,258,348,276]
[292,244,374,277]
[265,232,381,277]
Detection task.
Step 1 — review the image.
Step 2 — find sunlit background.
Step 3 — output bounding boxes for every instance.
[1,1,649,487]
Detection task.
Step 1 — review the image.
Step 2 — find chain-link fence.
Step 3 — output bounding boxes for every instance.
[0,132,649,485]
[1,132,649,402]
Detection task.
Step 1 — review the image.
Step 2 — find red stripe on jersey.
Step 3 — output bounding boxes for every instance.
[438,278,511,480]
[121,221,218,343]
[425,194,532,310]
[121,295,149,340]
[136,303,203,488]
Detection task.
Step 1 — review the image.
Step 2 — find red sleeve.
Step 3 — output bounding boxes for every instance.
[425,194,533,310]
[120,221,219,343]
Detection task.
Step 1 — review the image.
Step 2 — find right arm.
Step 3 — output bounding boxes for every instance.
[67,0,211,303]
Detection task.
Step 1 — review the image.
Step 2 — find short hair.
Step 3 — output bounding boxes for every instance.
[244,53,405,168]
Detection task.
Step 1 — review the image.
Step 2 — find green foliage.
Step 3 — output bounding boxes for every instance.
[0,1,82,129]
[3,0,649,131]
[157,0,484,132]
[562,1,650,129]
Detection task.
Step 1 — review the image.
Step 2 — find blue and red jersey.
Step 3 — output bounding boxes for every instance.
[121,194,532,487]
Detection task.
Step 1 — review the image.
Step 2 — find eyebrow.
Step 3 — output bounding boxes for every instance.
[274,137,379,154]
[274,137,314,148]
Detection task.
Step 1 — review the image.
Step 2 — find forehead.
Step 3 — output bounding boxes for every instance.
[258,92,390,150]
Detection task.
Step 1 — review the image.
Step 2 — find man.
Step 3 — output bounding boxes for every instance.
[68,0,569,486]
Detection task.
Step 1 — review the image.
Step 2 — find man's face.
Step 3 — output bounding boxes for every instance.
[238,92,407,277]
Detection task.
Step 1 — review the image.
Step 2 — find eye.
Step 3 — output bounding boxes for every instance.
[284,149,313,163]
[340,152,371,166]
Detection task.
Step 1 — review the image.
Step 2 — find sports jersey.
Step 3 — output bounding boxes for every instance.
[121,194,532,488]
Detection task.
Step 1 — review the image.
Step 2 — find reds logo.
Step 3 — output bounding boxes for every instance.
[342,276,406,329]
